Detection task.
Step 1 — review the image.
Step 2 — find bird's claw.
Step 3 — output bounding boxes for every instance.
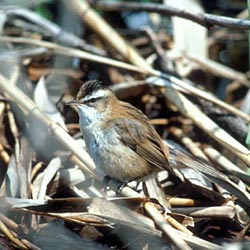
[103,176,129,195]
[116,181,129,195]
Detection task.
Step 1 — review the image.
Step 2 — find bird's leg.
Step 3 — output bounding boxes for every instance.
[115,181,129,195]
[103,175,129,195]
[103,175,111,193]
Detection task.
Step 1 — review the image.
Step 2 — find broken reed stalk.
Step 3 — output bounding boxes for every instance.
[0,105,5,171]
[0,37,249,162]
[0,35,249,122]
[169,127,209,161]
[161,86,250,166]
[182,50,250,87]
[0,36,147,75]
[0,220,29,249]
[203,146,250,184]
[66,0,152,71]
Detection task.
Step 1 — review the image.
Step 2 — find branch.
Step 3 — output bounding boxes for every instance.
[0,36,249,164]
[91,1,250,30]
[2,6,105,55]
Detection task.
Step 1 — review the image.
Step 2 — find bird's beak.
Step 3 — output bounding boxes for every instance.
[66,99,79,106]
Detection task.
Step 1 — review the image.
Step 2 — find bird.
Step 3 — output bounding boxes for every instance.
[67,80,250,212]
[67,80,177,183]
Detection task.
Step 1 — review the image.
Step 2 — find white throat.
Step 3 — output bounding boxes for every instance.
[77,105,100,128]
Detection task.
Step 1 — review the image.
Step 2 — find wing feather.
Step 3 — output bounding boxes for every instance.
[106,115,174,174]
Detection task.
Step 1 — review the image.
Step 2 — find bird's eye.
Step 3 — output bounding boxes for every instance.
[88,98,96,103]
[85,97,101,105]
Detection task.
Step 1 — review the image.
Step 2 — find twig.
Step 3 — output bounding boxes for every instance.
[0,214,18,231]
[203,146,250,184]
[208,8,249,46]
[182,50,250,87]
[166,76,250,122]
[144,202,192,250]
[2,6,105,55]
[0,143,10,165]
[1,35,249,125]
[171,206,236,219]
[0,102,10,164]
[143,27,169,72]
[169,126,209,161]
[31,162,43,181]
[0,220,28,249]
[161,86,250,166]
[168,197,195,207]
[91,1,250,30]
[65,0,152,71]
[1,36,250,167]
[0,36,148,75]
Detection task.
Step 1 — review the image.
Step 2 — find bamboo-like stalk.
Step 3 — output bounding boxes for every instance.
[162,87,250,166]
[169,127,209,161]
[0,220,29,249]
[0,35,249,123]
[203,147,250,184]
[66,0,153,72]
[168,197,195,207]
[204,147,246,174]
[144,202,192,250]
[182,50,250,87]
[1,27,249,164]
[0,36,147,75]
[167,75,250,122]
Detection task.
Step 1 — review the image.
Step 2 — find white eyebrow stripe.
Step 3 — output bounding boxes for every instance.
[81,89,109,102]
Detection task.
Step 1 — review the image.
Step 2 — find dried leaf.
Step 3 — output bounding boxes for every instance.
[34,77,67,130]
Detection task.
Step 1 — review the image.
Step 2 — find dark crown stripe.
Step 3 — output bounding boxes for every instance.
[76,80,104,101]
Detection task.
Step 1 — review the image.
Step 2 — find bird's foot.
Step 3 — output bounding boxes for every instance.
[116,181,129,195]
[103,176,129,195]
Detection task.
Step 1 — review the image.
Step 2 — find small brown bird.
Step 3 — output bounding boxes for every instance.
[67,80,250,212]
[67,80,176,183]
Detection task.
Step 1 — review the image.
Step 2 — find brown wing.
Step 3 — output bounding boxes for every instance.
[106,115,174,174]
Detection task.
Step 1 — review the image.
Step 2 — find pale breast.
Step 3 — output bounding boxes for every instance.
[82,125,153,182]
